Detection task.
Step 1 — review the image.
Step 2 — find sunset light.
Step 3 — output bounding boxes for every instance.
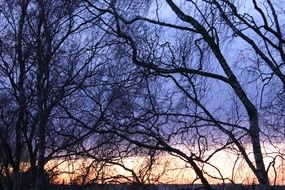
[46,145,285,186]
[1,0,285,190]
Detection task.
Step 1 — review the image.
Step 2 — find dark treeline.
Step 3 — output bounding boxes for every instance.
[0,1,284,190]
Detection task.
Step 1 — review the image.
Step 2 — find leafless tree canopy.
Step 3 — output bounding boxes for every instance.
[0,1,284,190]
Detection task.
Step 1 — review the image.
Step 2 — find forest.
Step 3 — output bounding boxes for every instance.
[0,0,285,190]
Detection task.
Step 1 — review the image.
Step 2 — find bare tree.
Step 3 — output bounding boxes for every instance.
[83,0,285,189]
[1,1,284,190]
[0,0,103,189]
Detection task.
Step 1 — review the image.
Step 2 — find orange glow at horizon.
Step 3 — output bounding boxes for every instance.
[45,146,285,186]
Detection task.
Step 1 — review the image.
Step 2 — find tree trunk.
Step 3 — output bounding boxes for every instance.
[12,172,20,190]
[13,108,25,190]
[188,159,212,190]
[35,114,48,190]
[249,115,270,190]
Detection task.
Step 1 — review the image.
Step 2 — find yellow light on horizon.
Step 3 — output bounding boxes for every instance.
[45,148,285,186]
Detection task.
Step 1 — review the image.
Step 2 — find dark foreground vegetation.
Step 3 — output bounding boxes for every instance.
[46,184,285,190]
[1,0,285,190]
